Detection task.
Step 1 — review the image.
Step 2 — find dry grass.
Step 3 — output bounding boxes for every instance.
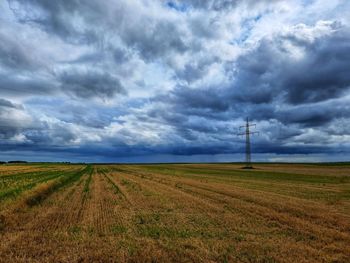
[0,163,349,262]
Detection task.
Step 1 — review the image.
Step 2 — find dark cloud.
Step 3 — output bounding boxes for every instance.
[0,99,30,139]
[189,15,222,39]
[69,52,105,64]
[0,0,349,162]
[175,56,218,83]
[232,24,350,105]
[121,20,188,61]
[113,48,131,64]
[231,39,283,104]
[60,71,126,99]
[165,85,230,112]
[0,98,18,108]
[284,29,350,104]
[8,0,100,44]
[277,99,350,127]
[0,31,41,70]
[26,99,118,129]
[0,73,56,97]
[9,0,189,61]
[29,123,78,145]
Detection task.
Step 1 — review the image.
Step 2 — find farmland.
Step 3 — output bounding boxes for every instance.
[0,163,349,262]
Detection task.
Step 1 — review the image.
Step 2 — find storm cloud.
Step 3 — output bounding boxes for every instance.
[0,0,350,162]
[60,71,126,99]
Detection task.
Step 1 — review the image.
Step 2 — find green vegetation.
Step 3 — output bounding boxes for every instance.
[0,166,84,203]
[25,165,92,207]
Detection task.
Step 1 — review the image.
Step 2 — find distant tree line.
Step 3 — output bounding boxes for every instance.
[0,161,28,164]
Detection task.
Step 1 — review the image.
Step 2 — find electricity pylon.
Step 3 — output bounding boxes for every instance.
[238,118,259,169]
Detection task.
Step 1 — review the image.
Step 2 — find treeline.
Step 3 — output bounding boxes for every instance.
[0,161,28,164]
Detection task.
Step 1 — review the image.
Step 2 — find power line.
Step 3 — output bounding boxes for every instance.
[238,117,259,169]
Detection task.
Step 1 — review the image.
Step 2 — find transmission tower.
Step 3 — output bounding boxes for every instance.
[238,118,259,169]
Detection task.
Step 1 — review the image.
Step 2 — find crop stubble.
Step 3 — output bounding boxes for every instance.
[0,163,349,262]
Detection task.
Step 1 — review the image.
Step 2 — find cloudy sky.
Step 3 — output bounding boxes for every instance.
[0,0,350,163]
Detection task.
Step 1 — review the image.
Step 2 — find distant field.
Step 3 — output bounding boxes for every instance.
[0,163,349,262]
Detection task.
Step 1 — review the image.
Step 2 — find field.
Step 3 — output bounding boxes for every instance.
[0,163,349,262]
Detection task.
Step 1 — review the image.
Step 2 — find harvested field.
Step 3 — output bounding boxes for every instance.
[0,163,349,262]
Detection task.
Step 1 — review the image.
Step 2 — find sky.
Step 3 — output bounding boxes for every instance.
[0,0,350,163]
